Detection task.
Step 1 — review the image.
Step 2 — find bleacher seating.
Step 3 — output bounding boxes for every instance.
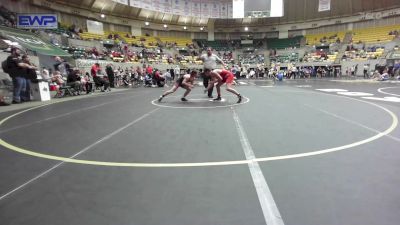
[343,47,385,61]
[79,32,106,40]
[158,36,193,48]
[79,31,159,48]
[0,6,16,27]
[302,51,338,63]
[266,36,302,49]
[271,53,299,63]
[352,25,399,43]
[238,54,265,65]
[61,46,86,58]
[196,40,239,51]
[306,31,346,46]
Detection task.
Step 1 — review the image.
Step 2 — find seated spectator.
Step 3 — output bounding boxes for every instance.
[82,72,93,93]
[153,70,165,87]
[41,67,50,80]
[67,68,82,94]
[144,73,153,87]
[51,71,64,85]
[91,63,110,91]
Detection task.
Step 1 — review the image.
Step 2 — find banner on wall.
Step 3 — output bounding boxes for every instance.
[161,0,173,14]
[112,0,128,5]
[201,2,211,18]
[318,0,331,12]
[17,14,58,29]
[220,2,228,18]
[141,0,153,10]
[130,0,142,8]
[210,1,220,18]
[152,0,162,12]
[183,0,192,16]
[191,0,201,17]
[118,0,242,18]
[232,0,244,18]
[86,20,104,35]
[227,2,233,18]
[172,0,184,15]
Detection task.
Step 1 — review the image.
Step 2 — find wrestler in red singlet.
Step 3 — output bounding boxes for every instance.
[205,69,242,103]
[219,70,235,84]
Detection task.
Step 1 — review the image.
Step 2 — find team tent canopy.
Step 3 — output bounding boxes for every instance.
[0,25,71,57]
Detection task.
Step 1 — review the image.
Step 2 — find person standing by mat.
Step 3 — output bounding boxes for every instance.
[204,68,242,103]
[158,70,198,102]
[199,48,226,98]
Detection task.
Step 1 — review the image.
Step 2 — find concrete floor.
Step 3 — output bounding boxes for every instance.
[0,79,399,225]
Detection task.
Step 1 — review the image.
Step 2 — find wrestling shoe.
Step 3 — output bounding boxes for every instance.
[213,96,222,101]
[181,97,188,102]
[158,95,163,102]
[237,95,242,103]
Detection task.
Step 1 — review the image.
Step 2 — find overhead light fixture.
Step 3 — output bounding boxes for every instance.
[145,21,149,26]
[200,27,204,31]
[244,27,249,31]
[163,24,168,28]
[100,14,105,18]
[183,26,187,30]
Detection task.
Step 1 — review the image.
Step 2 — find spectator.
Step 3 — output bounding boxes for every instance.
[67,68,82,94]
[162,70,172,85]
[363,64,369,79]
[82,72,93,94]
[4,48,36,103]
[21,54,37,101]
[105,64,115,88]
[91,63,109,92]
[174,65,180,78]
[50,71,65,86]
[145,64,153,76]
[41,67,50,80]
[54,56,71,77]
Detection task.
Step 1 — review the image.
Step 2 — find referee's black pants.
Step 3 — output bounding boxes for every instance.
[203,74,213,97]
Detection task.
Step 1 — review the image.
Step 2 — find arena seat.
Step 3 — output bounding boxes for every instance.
[306,31,346,46]
[195,40,237,51]
[79,32,106,40]
[266,36,302,49]
[271,53,299,63]
[352,25,399,43]
[158,36,193,48]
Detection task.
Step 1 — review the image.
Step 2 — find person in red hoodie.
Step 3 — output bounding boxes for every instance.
[91,63,109,92]
[146,64,153,76]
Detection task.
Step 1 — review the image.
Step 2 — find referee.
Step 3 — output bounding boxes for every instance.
[199,48,226,98]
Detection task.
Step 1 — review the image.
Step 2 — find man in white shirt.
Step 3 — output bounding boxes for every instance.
[162,70,172,85]
[174,65,180,79]
[200,48,225,98]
